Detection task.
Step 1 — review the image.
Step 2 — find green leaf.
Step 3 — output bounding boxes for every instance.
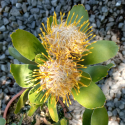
[11,123,16,125]
[27,104,40,116]
[35,54,48,64]
[91,107,108,125]
[106,63,114,69]
[81,40,118,65]
[0,118,6,125]
[10,64,38,88]
[18,114,24,125]
[9,47,36,65]
[82,65,109,83]
[72,82,106,109]
[48,96,59,122]
[49,16,53,27]
[28,84,46,105]
[53,118,68,125]
[15,88,31,114]
[82,109,93,125]
[67,5,89,31]
[79,71,91,87]
[11,29,48,61]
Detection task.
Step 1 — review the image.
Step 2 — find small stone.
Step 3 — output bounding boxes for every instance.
[27,15,34,23]
[96,19,101,28]
[116,1,121,7]
[111,35,118,42]
[0,25,6,31]
[106,22,114,27]
[0,34,3,40]
[0,93,4,99]
[19,25,26,30]
[13,59,20,64]
[56,4,61,13]
[9,16,16,21]
[112,109,117,116]
[27,0,31,5]
[101,15,105,22]
[85,4,90,11]
[23,12,29,18]
[4,95,10,103]
[1,65,8,72]
[32,0,37,6]
[10,8,21,16]
[30,8,39,14]
[10,0,17,4]
[118,23,124,28]
[10,22,18,29]
[108,111,112,116]
[122,50,125,56]
[81,0,85,4]
[119,103,124,109]
[1,1,8,8]
[16,3,22,8]
[109,17,114,22]
[17,20,22,26]
[102,6,108,13]
[31,21,35,29]
[4,6,10,12]
[119,112,124,117]
[3,18,9,25]
[91,23,96,28]
[22,3,27,13]
[51,0,57,7]
[0,54,6,60]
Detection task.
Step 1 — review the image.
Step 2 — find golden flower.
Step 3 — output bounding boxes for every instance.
[39,11,95,60]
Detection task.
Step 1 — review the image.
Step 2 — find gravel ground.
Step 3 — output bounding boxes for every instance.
[0,0,125,125]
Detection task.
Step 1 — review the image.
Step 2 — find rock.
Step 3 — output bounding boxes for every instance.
[4,6,10,12]
[1,1,8,8]
[118,23,124,28]
[51,0,57,7]
[111,35,118,42]
[102,84,109,95]
[4,95,10,103]
[119,103,124,109]
[0,54,6,60]
[1,65,8,72]
[19,25,26,29]
[108,111,112,116]
[116,1,122,7]
[106,22,114,27]
[27,15,34,23]
[89,15,95,23]
[31,21,35,29]
[56,4,61,13]
[96,19,101,28]
[13,59,20,64]
[0,20,3,27]
[109,17,114,22]
[122,50,125,56]
[3,18,9,25]
[101,15,105,22]
[32,0,37,7]
[119,112,124,117]
[112,109,118,116]
[0,34,3,40]
[123,32,125,37]
[10,0,18,4]
[10,8,21,16]
[23,12,30,18]
[30,8,39,14]
[85,4,90,11]
[102,6,108,13]
[0,25,6,31]
[0,93,4,99]
[22,2,27,13]
[16,3,22,8]
[81,0,85,4]
[91,23,96,28]
[10,22,18,28]
[9,16,16,21]
[17,20,22,26]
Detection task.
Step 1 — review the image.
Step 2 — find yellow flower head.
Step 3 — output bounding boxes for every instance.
[39,11,95,60]
[32,57,85,106]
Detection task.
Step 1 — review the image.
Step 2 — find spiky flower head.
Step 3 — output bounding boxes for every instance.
[39,11,95,60]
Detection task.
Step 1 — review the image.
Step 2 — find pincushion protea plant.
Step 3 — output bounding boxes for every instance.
[9,4,118,125]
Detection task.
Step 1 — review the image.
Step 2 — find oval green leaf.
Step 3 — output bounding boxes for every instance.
[11,29,48,61]
[0,118,6,125]
[15,88,31,114]
[10,64,39,88]
[9,47,36,65]
[53,118,68,125]
[72,82,106,109]
[67,4,89,31]
[82,65,109,83]
[82,109,93,125]
[81,40,118,65]
[28,84,46,105]
[91,107,108,125]
[48,96,59,122]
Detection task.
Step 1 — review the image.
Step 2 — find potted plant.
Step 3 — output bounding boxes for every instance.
[6,4,118,125]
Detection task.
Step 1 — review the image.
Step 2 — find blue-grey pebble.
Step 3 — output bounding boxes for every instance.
[51,0,57,7]
[1,1,8,8]
[10,8,21,16]
[23,12,30,18]
[0,25,6,31]
[3,18,9,25]
[27,15,34,23]
[10,22,18,29]
[0,20,3,26]
[19,25,26,30]
[16,3,22,8]
[32,0,37,7]
[0,34,3,40]
[10,0,17,4]
[30,8,40,14]
[22,3,27,13]
[9,16,16,21]
[85,4,91,11]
